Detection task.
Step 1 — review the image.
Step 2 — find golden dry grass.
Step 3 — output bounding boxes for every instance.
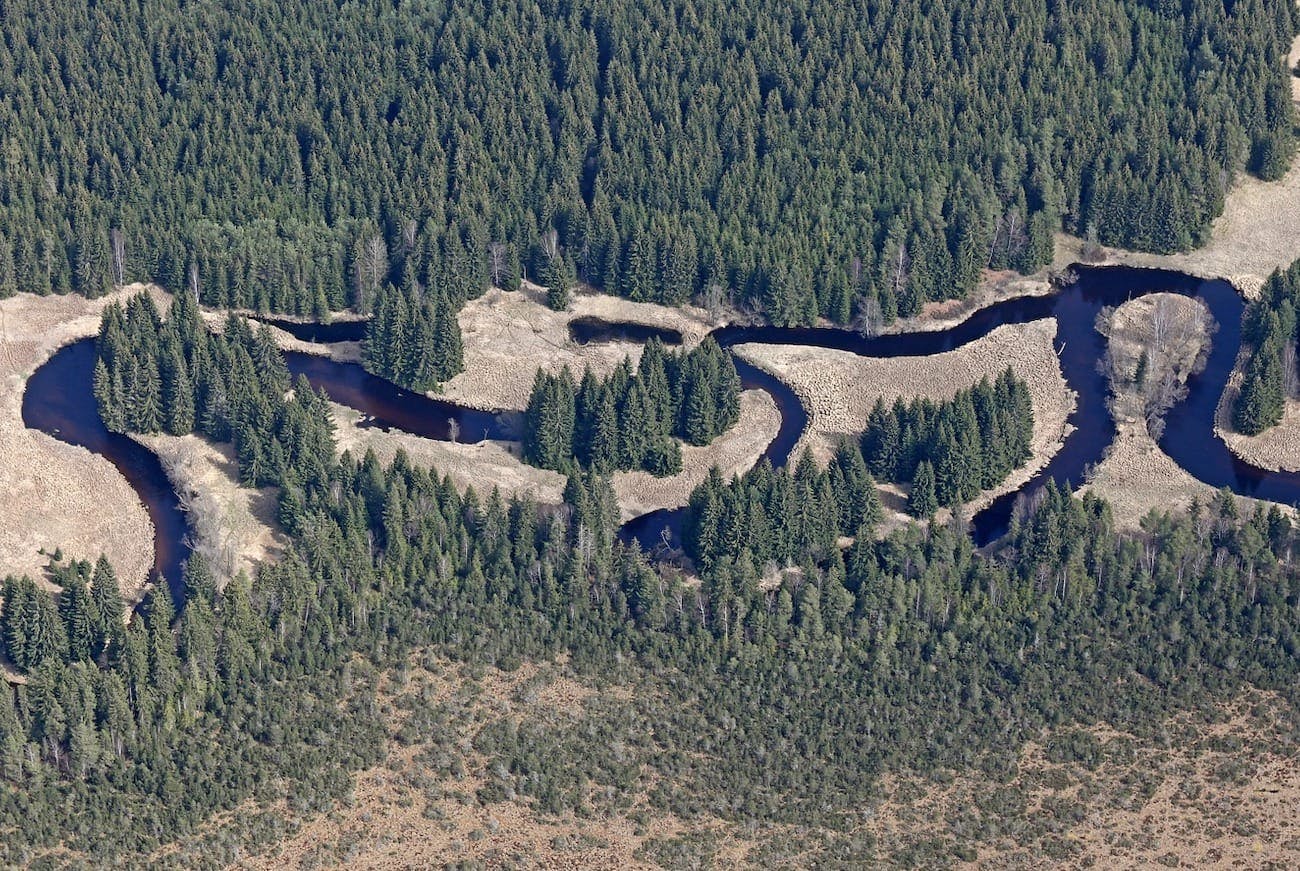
[1083,295,1293,527]
[1219,392,1300,473]
[131,433,288,585]
[733,319,1074,523]
[0,287,168,602]
[612,389,780,522]
[443,283,716,412]
[331,401,569,506]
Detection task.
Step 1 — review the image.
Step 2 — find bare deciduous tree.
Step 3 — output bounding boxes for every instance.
[1283,342,1299,398]
[110,228,125,286]
[853,296,884,338]
[701,282,726,320]
[447,417,460,444]
[354,233,387,313]
[488,241,508,288]
[888,240,910,298]
[540,228,560,263]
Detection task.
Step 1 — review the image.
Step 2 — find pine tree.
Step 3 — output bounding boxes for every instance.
[909,460,938,518]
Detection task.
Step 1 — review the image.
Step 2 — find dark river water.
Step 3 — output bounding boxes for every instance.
[22,265,1299,596]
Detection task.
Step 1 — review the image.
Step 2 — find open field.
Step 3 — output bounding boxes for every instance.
[734,319,1074,523]
[332,390,778,525]
[0,287,166,602]
[612,389,780,522]
[131,433,287,585]
[443,283,716,412]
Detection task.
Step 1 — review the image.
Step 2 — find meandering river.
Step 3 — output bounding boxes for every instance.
[23,265,1300,597]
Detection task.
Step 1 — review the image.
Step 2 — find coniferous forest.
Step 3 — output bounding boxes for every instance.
[0,0,1294,323]
[4,299,1300,862]
[862,370,1035,515]
[523,337,740,474]
[1234,258,1300,434]
[3,0,1300,862]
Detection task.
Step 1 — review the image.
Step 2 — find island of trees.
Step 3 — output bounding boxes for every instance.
[1234,258,1300,434]
[862,370,1035,515]
[523,337,740,475]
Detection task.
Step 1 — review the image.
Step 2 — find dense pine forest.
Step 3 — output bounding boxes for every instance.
[523,337,740,474]
[862,371,1035,516]
[361,281,464,392]
[0,0,1295,323]
[1234,258,1300,434]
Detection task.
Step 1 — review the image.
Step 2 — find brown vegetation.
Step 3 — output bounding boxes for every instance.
[734,319,1074,524]
[160,655,1300,869]
[331,402,568,507]
[0,287,165,602]
[1083,295,1291,527]
[131,434,288,585]
[443,283,716,411]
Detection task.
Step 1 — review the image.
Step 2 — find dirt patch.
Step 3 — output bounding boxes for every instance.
[131,434,287,585]
[734,319,1074,522]
[331,402,568,506]
[612,389,780,522]
[443,283,716,412]
[0,287,167,603]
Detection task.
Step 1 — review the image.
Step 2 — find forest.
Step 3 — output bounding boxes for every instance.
[361,281,465,392]
[523,337,740,474]
[1235,258,1300,434]
[862,370,1035,515]
[0,0,1294,324]
[3,304,1300,862]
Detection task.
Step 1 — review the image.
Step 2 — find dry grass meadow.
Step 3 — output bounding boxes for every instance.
[442,282,715,412]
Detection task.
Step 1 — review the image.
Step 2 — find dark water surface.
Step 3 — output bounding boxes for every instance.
[21,340,190,600]
[24,266,1300,597]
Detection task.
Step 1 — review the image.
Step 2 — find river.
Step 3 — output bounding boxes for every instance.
[23,265,1299,597]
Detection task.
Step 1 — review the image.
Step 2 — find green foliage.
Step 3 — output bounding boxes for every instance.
[362,283,464,392]
[1234,259,1300,434]
[863,369,1033,512]
[0,0,1292,320]
[523,338,736,474]
[95,292,337,490]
